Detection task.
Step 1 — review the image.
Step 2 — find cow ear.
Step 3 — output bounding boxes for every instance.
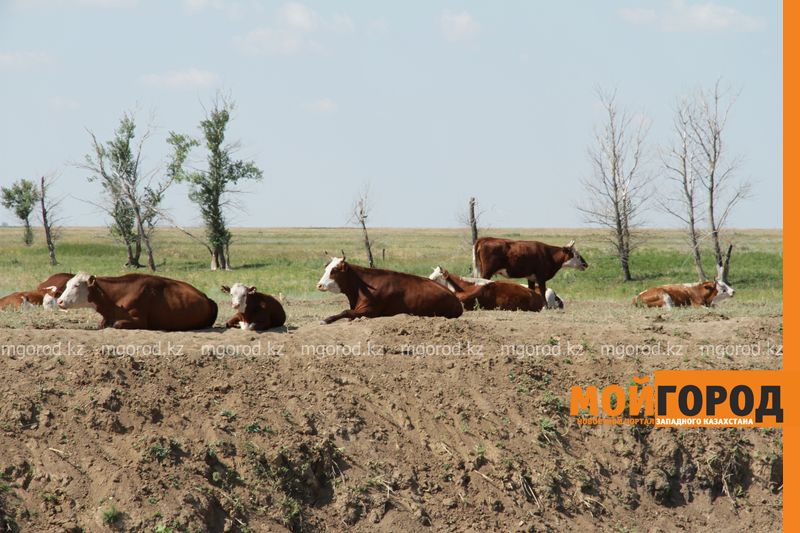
[248,286,257,294]
[45,285,57,294]
[221,285,231,293]
[87,275,96,287]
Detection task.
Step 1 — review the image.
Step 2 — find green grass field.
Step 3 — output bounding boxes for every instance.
[0,226,782,305]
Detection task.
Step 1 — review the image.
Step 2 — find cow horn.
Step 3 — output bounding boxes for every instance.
[341,249,346,261]
[566,239,575,248]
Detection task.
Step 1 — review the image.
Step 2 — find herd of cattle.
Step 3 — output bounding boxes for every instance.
[0,237,736,331]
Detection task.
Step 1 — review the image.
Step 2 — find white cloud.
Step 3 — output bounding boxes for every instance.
[139,68,218,89]
[234,27,319,55]
[307,97,337,113]
[47,96,80,111]
[619,7,657,25]
[619,1,765,32]
[441,10,480,42]
[234,2,352,55]
[280,2,317,31]
[0,51,52,69]
[13,0,138,8]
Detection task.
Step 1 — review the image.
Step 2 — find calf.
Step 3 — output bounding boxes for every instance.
[634,274,736,309]
[474,237,587,296]
[429,267,549,312]
[0,288,57,310]
[316,257,463,324]
[57,273,218,330]
[37,272,74,309]
[221,284,286,331]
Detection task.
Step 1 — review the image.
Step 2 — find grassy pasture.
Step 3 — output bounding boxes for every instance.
[0,226,782,307]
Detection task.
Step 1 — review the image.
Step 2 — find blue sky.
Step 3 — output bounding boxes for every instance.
[0,0,781,228]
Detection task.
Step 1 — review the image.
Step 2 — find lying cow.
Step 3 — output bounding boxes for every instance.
[221,283,286,331]
[634,270,735,309]
[429,267,562,311]
[316,256,463,324]
[0,288,57,310]
[57,273,218,330]
[474,237,587,296]
[37,272,74,309]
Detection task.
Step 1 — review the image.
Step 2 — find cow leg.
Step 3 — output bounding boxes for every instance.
[322,308,376,324]
[111,319,145,329]
[662,294,674,309]
[225,316,241,328]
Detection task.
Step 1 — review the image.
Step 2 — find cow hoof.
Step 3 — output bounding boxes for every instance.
[319,320,327,325]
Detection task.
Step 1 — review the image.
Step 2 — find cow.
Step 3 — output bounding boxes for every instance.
[634,267,736,308]
[0,288,56,310]
[316,256,463,324]
[56,273,218,330]
[221,283,286,331]
[36,272,74,310]
[473,237,588,297]
[429,267,563,311]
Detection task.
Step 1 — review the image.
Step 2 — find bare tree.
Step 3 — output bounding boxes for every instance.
[350,186,375,268]
[578,89,651,281]
[688,80,750,282]
[39,175,62,266]
[457,197,484,275]
[661,97,707,281]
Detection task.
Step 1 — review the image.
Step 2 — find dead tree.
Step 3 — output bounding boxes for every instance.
[578,89,651,281]
[457,197,483,275]
[39,176,61,266]
[661,98,706,281]
[351,187,375,268]
[688,80,750,282]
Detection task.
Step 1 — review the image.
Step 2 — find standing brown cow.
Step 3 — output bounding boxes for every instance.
[57,273,218,330]
[316,257,463,324]
[474,237,587,296]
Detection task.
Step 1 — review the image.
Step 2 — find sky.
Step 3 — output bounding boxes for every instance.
[0,0,782,229]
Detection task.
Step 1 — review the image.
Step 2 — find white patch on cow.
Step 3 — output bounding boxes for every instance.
[20,296,33,310]
[317,257,343,293]
[57,272,95,309]
[42,293,58,310]
[712,279,735,305]
[663,293,674,309]
[239,321,255,331]
[429,266,446,286]
[545,288,560,309]
[228,283,250,313]
[497,269,509,277]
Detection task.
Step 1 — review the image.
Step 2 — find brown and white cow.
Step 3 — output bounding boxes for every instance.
[474,237,587,296]
[316,257,463,324]
[0,288,57,310]
[429,267,564,311]
[57,273,218,330]
[37,272,75,310]
[634,270,736,309]
[221,283,286,331]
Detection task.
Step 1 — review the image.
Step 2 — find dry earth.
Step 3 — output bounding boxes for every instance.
[0,300,783,532]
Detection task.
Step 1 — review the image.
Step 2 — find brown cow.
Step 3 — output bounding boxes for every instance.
[221,283,286,331]
[474,237,587,296]
[57,273,218,330]
[0,288,55,310]
[37,272,75,309]
[634,275,735,309]
[429,267,546,311]
[316,257,463,324]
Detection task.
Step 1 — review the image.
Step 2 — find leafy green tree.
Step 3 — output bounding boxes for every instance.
[82,113,172,270]
[1,179,40,245]
[168,98,263,270]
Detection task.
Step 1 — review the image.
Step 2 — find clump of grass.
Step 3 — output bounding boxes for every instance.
[102,504,121,525]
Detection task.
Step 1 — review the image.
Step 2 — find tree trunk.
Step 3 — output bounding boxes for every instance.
[132,206,156,271]
[360,220,374,268]
[23,218,33,246]
[211,244,228,271]
[620,249,632,282]
[721,244,733,283]
[40,177,57,265]
[125,243,136,267]
[468,197,478,245]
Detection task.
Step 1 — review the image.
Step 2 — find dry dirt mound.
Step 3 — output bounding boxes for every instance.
[0,304,783,532]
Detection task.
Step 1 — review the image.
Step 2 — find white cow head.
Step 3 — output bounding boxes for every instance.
[42,286,59,311]
[221,283,256,312]
[712,264,735,305]
[317,257,344,293]
[57,273,96,309]
[562,240,588,270]
[428,266,446,286]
